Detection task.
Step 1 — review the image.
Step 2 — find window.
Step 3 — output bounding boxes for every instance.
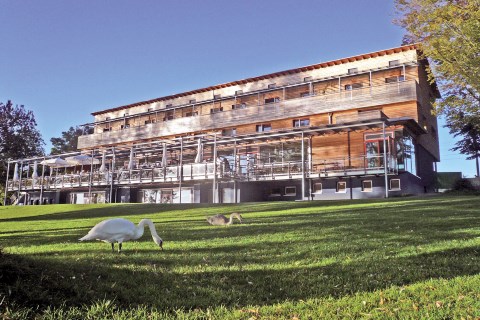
[256,124,272,132]
[164,112,174,121]
[390,179,401,190]
[336,181,347,193]
[235,89,243,95]
[105,116,111,121]
[268,83,276,89]
[222,128,237,136]
[304,76,312,82]
[185,111,198,117]
[214,94,221,100]
[285,186,296,196]
[166,103,173,108]
[147,107,153,112]
[123,112,129,117]
[144,119,156,125]
[189,99,196,104]
[385,75,405,83]
[120,124,130,129]
[210,107,223,114]
[313,183,322,194]
[270,188,281,196]
[389,60,400,67]
[103,128,111,132]
[293,119,310,127]
[345,83,363,90]
[232,103,246,110]
[300,92,311,97]
[362,180,373,192]
[265,97,280,104]
[348,67,358,74]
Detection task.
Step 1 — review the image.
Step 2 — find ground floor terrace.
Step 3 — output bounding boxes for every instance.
[4,114,430,205]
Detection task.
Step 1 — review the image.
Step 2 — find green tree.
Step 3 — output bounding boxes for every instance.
[50,126,90,154]
[0,100,45,204]
[395,0,480,117]
[445,113,480,176]
[395,0,480,176]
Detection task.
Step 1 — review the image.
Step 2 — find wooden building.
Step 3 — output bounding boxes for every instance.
[4,44,440,205]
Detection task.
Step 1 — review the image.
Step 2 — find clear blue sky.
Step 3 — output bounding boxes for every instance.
[0,0,476,177]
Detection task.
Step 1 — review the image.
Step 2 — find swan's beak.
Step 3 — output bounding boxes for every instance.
[159,240,163,250]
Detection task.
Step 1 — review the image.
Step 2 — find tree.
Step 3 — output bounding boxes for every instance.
[445,112,480,176]
[50,126,91,154]
[395,0,480,118]
[0,100,45,203]
[395,0,480,175]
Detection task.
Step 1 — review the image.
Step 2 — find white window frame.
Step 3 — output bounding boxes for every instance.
[293,119,310,128]
[362,180,373,192]
[256,124,272,132]
[285,186,296,196]
[336,181,347,193]
[389,179,401,190]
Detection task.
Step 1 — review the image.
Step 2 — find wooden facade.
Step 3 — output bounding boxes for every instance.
[4,44,440,205]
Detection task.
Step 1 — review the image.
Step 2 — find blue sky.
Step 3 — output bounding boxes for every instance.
[0,0,476,177]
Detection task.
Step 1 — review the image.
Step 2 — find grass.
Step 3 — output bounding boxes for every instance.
[0,195,479,319]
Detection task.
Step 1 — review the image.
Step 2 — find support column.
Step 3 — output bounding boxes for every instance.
[179,137,183,204]
[40,158,45,205]
[213,134,218,203]
[233,138,237,204]
[383,122,389,198]
[88,149,94,203]
[301,132,306,201]
[3,161,10,205]
[110,147,116,203]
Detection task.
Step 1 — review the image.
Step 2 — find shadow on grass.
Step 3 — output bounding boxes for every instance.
[2,244,479,311]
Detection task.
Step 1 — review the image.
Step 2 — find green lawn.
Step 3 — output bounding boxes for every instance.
[1,196,479,319]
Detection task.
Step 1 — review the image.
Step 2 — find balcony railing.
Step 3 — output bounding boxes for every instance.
[78,80,418,149]
[6,154,398,192]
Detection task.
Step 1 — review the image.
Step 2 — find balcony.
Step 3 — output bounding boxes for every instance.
[6,154,398,194]
[78,80,417,149]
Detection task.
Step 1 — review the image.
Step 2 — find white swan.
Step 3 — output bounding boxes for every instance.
[207,212,243,226]
[79,218,163,252]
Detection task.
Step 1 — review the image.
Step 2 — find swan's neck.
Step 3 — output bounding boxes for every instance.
[138,219,161,239]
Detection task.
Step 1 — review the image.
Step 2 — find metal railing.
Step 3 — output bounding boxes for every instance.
[78,80,418,148]
[7,154,399,192]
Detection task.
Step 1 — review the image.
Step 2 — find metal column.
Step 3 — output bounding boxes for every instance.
[110,147,116,203]
[383,122,389,198]
[301,132,306,201]
[212,133,218,203]
[179,137,183,203]
[40,158,45,204]
[3,161,10,205]
[233,138,237,204]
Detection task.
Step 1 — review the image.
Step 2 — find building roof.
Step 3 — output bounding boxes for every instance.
[92,44,419,116]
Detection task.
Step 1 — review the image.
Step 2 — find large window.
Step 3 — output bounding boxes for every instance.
[256,124,272,132]
[232,103,246,110]
[265,97,280,104]
[210,107,223,114]
[313,183,322,194]
[293,119,310,127]
[364,132,394,168]
[345,83,363,90]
